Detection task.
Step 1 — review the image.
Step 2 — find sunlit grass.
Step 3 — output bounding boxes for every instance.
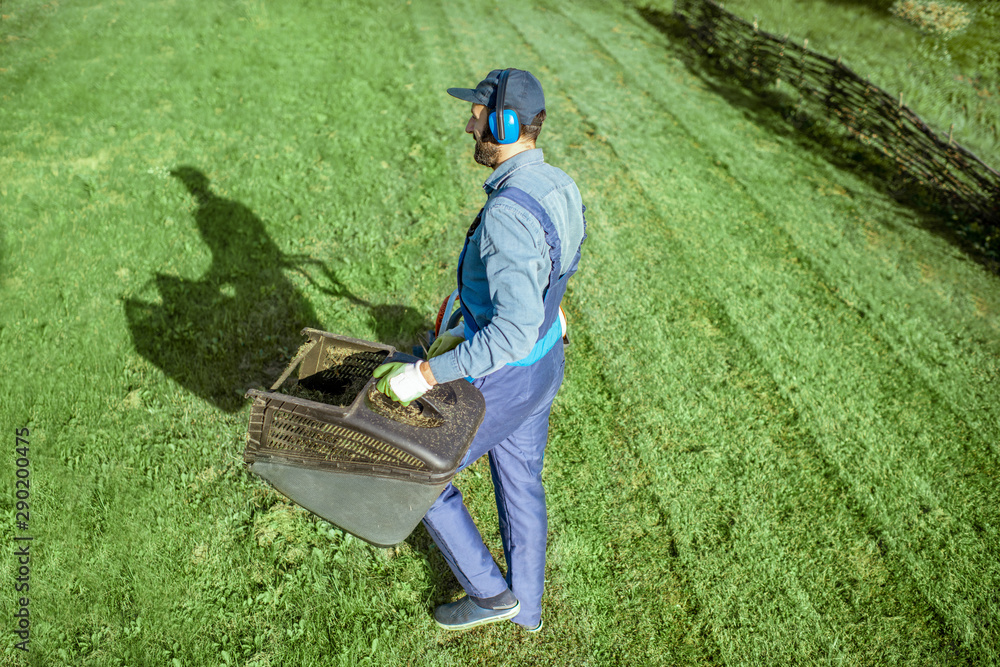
[1,0,998,664]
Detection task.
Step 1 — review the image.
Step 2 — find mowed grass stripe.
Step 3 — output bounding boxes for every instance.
[528,9,976,667]
[524,0,984,664]
[404,3,712,663]
[532,0,999,659]
[501,3,940,665]
[537,71,959,663]
[569,0,1000,528]
[581,18,1000,657]
[624,5,1000,457]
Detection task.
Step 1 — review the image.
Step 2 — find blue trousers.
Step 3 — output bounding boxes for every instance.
[422,341,565,627]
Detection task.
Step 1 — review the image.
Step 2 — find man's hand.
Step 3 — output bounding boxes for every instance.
[427,331,464,359]
[373,362,432,407]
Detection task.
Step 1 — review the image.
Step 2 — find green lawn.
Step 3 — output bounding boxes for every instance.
[2,0,999,665]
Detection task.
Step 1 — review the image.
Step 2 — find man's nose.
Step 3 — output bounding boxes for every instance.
[466,117,475,134]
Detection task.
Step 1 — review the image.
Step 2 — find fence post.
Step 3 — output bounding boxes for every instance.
[861,77,872,146]
[775,33,789,89]
[830,56,845,129]
[793,38,809,117]
[795,38,808,89]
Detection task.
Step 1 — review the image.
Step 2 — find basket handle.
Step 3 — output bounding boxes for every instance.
[270,339,318,391]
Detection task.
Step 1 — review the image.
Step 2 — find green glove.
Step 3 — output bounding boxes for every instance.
[372,361,431,407]
[427,332,464,359]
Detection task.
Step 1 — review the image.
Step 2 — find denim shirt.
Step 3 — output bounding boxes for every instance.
[428,149,585,383]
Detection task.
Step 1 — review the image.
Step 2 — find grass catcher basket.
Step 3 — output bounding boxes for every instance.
[244,328,485,547]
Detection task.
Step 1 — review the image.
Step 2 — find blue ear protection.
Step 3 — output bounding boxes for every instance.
[488,69,520,145]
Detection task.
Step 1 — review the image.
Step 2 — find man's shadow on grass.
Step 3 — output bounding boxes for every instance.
[124,166,428,412]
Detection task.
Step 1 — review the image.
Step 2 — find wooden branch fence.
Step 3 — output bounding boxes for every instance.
[672,0,1000,232]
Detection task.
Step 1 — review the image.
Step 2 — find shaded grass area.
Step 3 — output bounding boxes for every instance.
[1,0,999,664]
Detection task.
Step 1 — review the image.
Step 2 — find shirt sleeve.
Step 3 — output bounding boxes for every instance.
[428,203,548,383]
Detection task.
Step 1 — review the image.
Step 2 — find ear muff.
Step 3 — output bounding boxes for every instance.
[488,69,520,145]
[489,110,520,145]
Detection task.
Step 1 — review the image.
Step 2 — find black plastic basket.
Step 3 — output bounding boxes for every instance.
[245,328,485,547]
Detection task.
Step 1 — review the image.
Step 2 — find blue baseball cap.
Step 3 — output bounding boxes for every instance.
[447,68,545,123]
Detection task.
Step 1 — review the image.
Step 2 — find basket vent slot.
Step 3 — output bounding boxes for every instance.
[258,408,427,471]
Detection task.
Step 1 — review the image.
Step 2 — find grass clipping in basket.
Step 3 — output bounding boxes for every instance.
[283,345,388,407]
[275,344,439,426]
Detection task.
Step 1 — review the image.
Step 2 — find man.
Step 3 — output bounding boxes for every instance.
[373,68,585,632]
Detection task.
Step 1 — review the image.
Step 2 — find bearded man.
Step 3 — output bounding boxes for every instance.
[374,68,586,632]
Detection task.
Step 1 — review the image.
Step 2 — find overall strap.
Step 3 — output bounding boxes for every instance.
[456,209,484,335]
[457,187,585,350]
[493,187,564,298]
[496,187,584,340]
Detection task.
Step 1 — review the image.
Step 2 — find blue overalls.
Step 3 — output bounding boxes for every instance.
[422,187,585,628]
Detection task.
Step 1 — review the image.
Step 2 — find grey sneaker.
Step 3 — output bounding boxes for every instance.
[434,596,521,631]
[513,618,543,633]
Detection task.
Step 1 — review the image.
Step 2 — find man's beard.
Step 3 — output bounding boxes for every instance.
[474,132,501,168]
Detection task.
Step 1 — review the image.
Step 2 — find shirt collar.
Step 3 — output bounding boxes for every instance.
[483,148,544,195]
